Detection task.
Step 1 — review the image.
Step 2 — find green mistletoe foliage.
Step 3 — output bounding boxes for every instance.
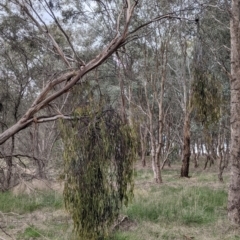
[192,68,222,127]
[61,107,137,240]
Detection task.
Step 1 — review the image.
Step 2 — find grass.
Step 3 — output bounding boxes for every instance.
[125,185,227,225]
[1,161,239,240]
[109,162,237,240]
[0,190,63,214]
[16,224,71,240]
[18,225,42,239]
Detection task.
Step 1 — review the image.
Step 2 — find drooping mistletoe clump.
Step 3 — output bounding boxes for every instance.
[191,37,222,128]
[61,107,137,240]
[192,67,222,127]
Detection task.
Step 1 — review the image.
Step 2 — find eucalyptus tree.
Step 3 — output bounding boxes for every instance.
[0,1,198,183]
[228,0,240,225]
[132,25,173,183]
[2,0,237,231]
[0,0,198,237]
[191,0,230,179]
[0,0,185,144]
[0,8,75,188]
[121,0,198,182]
[0,13,58,187]
[166,14,196,177]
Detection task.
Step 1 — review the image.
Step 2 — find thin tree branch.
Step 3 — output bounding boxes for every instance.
[43,0,85,66]
[15,0,71,67]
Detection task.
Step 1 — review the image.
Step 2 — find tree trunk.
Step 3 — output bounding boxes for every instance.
[192,142,198,168]
[140,126,148,167]
[228,0,240,224]
[32,124,47,179]
[154,60,167,184]
[209,135,217,166]
[150,131,163,183]
[4,156,13,190]
[218,134,224,182]
[155,146,163,183]
[180,111,191,177]
[204,153,210,170]
[1,136,15,190]
[149,112,163,183]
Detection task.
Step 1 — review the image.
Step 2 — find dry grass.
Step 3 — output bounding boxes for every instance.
[0,158,238,240]
[110,159,237,240]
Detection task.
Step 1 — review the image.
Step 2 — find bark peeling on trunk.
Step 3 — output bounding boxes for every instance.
[228,0,240,225]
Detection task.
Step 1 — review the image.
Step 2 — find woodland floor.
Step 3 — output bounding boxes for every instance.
[0,158,240,240]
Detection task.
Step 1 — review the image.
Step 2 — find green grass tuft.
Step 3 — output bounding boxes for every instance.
[0,191,63,214]
[18,225,41,239]
[125,185,227,225]
[108,232,137,240]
